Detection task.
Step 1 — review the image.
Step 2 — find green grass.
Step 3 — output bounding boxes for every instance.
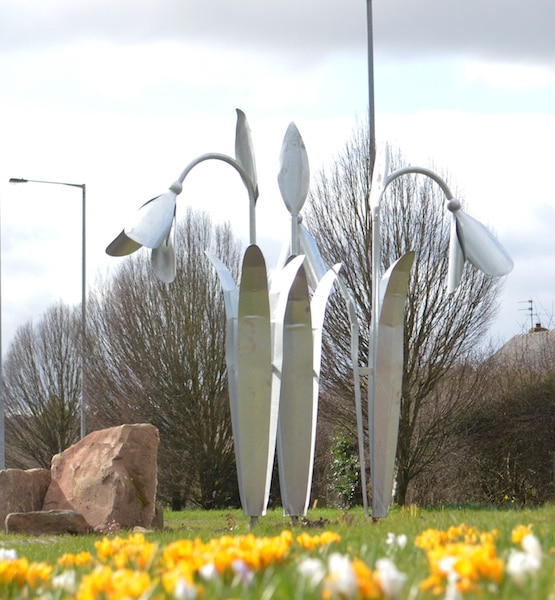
[0,503,553,598]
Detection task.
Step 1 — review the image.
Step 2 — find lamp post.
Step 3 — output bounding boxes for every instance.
[5,178,87,445]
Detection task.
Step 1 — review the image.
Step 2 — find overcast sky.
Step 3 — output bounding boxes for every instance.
[0,0,554,353]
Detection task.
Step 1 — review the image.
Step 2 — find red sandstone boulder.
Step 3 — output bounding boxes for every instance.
[0,468,51,526]
[43,424,159,532]
[6,510,89,535]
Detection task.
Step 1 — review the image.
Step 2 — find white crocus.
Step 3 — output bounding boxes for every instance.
[173,577,197,600]
[438,556,462,600]
[521,533,542,561]
[0,548,17,561]
[297,557,326,588]
[375,557,407,599]
[52,570,77,593]
[323,553,358,599]
[507,533,542,587]
[386,532,408,549]
[198,563,219,582]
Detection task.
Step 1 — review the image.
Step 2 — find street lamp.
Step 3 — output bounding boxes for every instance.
[3,178,87,459]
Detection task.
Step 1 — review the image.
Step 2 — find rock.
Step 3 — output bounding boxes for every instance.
[5,510,89,535]
[0,468,51,526]
[43,424,159,532]
[152,502,164,530]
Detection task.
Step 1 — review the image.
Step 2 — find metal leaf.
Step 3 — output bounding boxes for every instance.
[235,109,259,201]
[371,251,415,519]
[236,244,274,517]
[276,263,314,517]
[277,122,310,216]
[298,223,328,290]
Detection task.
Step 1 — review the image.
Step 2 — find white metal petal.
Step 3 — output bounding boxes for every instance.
[105,230,142,256]
[277,122,310,216]
[235,109,259,201]
[371,251,415,519]
[447,215,465,293]
[454,210,513,277]
[124,191,177,249]
[151,219,176,283]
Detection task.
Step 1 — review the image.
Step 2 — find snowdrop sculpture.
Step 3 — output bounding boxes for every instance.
[106,110,339,524]
[107,110,513,523]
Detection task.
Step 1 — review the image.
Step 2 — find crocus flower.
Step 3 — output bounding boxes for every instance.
[297,557,326,588]
[323,553,358,599]
[375,557,406,599]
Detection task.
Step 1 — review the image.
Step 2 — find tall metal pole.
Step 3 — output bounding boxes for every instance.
[79,184,87,438]
[0,197,4,470]
[366,0,376,178]
[6,178,87,443]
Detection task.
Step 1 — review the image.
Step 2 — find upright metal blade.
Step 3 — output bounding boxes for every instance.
[276,263,315,517]
[236,244,274,517]
[370,251,415,518]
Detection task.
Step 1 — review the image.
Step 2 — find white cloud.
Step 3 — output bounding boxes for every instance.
[464,62,555,90]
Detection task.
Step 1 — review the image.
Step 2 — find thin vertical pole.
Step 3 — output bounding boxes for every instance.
[80,184,87,439]
[367,0,376,179]
[0,195,4,470]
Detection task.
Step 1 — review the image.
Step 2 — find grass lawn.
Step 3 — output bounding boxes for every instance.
[0,503,553,598]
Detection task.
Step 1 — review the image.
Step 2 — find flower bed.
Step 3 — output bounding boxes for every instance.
[0,522,552,598]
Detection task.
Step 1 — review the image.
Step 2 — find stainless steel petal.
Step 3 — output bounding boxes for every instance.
[235,109,259,202]
[124,191,176,249]
[454,210,513,277]
[447,215,465,293]
[105,230,142,256]
[151,219,176,283]
[277,122,310,216]
[236,245,274,517]
[371,251,415,519]
[276,264,314,517]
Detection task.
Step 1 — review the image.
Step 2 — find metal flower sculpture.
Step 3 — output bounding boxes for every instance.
[367,148,514,519]
[106,110,340,526]
[274,123,341,518]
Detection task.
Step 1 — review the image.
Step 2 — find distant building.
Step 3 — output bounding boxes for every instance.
[491,324,555,371]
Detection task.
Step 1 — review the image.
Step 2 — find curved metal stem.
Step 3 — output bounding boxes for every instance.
[384,167,455,200]
[176,152,257,245]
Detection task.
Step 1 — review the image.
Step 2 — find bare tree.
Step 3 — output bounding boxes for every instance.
[86,208,242,509]
[305,124,503,506]
[4,303,81,468]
